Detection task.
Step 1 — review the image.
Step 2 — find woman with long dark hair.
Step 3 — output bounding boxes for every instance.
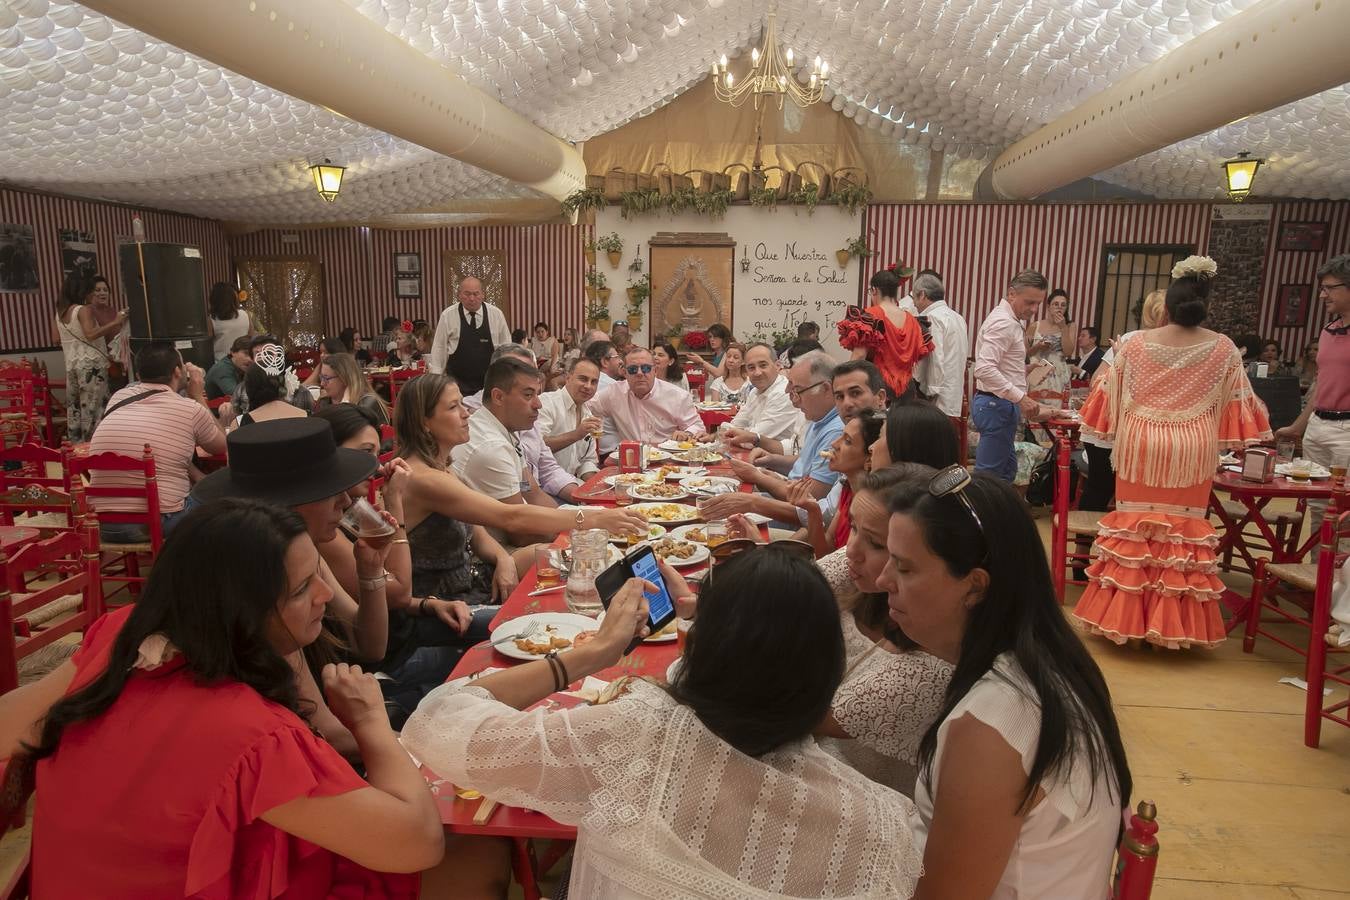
[52,270,124,441]
[837,265,931,399]
[1073,257,1271,649]
[878,467,1132,897]
[797,407,885,556]
[813,464,954,795]
[868,398,962,471]
[402,548,923,897]
[685,322,733,379]
[0,498,441,896]
[1026,287,1075,397]
[207,281,254,361]
[651,341,689,391]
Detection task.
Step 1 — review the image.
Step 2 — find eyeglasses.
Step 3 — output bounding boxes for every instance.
[612,320,628,327]
[319,374,338,383]
[787,380,827,398]
[626,364,654,375]
[928,464,987,548]
[1320,282,1348,294]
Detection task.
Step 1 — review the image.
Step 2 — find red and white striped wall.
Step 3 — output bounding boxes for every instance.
[0,187,230,352]
[227,223,588,340]
[861,202,1215,336]
[1258,201,1350,356]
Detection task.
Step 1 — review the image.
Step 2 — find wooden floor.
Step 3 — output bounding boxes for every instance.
[4,520,1348,898]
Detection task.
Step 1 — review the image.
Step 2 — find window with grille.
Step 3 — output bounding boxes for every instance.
[234,257,324,349]
[1095,245,1193,339]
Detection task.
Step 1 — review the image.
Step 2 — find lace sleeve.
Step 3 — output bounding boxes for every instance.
[817,548,853,600]
[401,682,664,828]
[831,651,953,763]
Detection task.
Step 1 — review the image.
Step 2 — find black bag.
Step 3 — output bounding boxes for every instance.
[1026,452,1078,507]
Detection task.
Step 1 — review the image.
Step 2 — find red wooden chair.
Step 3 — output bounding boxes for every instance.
[0,365,37,450]
[67,444,163,603]
[1113,800,1160,900]
[389,367,421,406]
[1049,424,1103,603]
[29,362,60,447]
[0,442,75,533]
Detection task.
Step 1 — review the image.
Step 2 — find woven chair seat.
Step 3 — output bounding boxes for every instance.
[99,540,154,554]
[1061,511,1104,536]
[1265,563,1317,593]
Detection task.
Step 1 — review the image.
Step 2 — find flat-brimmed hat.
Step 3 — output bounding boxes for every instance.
[192,418,377,507]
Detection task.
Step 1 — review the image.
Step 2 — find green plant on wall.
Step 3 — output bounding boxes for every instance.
[666,186,700,215]
[749,186,779,208]
[562,188,607,217]
[584,268,608,290]
[627,274,650,316]
[595,232,624,254]
[619,188,663,219]
[844,235,874,259]
[693,189,734,220]
[789,182,820,215]
[585,299,611,322]
[832,181,872,216]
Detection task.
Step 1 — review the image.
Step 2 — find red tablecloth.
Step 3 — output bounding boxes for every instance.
[697,405,737,432]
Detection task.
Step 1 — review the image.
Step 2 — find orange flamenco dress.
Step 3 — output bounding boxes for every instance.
[1072,336,1271,649]
[837,305,932,398]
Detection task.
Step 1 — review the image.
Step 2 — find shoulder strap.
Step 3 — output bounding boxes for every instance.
[103,389,162,419]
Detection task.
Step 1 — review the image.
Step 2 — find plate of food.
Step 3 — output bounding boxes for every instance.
[628,502,702,524]
[673,447,725,464]
[490,613,600,661]
[596,610,678,642]
[657,439,716,451]
[608,523,668,544]
[628,482,691,502]
[678,475,740,496]
[655,464,707,480]
[647,536,711,567]
[603,471,661,487]
[696,401,734,411]
[556,544,624,569]
[1275,460,1332,479]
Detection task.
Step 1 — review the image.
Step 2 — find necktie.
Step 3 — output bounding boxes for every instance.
[469,312,477,329]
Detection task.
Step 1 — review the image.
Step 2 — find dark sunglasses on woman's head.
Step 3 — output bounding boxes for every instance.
[928,464,985,538]
[626,364,654,375]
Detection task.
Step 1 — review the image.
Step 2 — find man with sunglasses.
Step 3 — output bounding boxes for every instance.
[589,346,705,445]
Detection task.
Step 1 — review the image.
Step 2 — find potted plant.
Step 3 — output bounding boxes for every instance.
[586,268,610,302]
[597,232,624,268]
[586,299,611,331]
[562,187,607,218]
[626,274,649,330]
[749,185,779,208]
[666,185,700,215]
[832,181,872,216]
[694,188,735,220]
[682,329,709,354]
[665,322,684,349]
[583,237,597,267]
[836,235,874,268]
[619,188,662,219]
[789,182,821,215]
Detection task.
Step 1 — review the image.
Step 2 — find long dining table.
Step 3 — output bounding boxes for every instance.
[419,447,762,897]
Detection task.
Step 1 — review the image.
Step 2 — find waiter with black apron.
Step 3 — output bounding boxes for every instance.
[428,276,511,395]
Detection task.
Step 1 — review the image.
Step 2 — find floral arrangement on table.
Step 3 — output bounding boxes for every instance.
[681,330,709,352]
[1171,255,1218,280]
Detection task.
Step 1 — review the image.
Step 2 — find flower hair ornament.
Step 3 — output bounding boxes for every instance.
[253,343,286,377]
[400,319,414,333]
[1171,255,1218,281]
[885,262,916,279]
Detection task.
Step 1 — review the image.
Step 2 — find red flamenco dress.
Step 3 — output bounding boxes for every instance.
[837,305,932,398]
[1072,336,1270,649]
[31,606,420,899]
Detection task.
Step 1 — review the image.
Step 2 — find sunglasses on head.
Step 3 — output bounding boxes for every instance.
[626,364,654,375]
[928,464,987,544]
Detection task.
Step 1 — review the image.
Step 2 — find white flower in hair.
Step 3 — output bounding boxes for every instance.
[1171,255,1218,281]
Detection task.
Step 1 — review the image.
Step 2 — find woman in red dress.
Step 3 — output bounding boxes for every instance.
[838,265,932,399]
[0,499,442,898]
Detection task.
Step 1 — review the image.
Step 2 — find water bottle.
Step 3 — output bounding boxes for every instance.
[131,213,146,243]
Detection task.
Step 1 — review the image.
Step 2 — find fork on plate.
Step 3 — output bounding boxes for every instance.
[491,620,546,647]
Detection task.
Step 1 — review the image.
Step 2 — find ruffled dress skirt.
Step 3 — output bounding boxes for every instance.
[1071,480,1227,649]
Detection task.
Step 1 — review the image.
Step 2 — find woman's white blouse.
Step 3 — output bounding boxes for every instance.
[403,678,922,899]
[912,654,1123,899]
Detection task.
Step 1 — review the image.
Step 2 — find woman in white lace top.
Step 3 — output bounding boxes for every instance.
[814,464,953,795]
[877,466,1133,899]
[403,549,923,899]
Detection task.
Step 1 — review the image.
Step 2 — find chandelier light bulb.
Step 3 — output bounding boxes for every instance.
[820,60,829,78]
[751,47,759,64]
[720,53,728,68]
[724,72,733,88]
[785,47,793,65]
[814,55,821,71]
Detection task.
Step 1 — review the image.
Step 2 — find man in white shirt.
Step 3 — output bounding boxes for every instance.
[538,357,603,479]
[428,276,512,395]
[583,339,625,454]
[452,356,554,545]
[971,269,1053,482]
[911,272,970,417]
[721,342,802,450]
[590,346,705,445]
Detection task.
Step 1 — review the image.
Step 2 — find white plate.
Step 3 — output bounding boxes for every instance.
[669,523,711,543]
[653,465,707,480]
[696,403,734,411]
[678,475,741,496]
[628,502,702,524]
[1275,460,1331,479]
[657,439,717,451]
[490,612,600,661]
[603,472,661,487]
[629,483,691,502]
[597,610,678,642]
[647,537,711,567]
[608,523,668,544]
[672,448,726,464]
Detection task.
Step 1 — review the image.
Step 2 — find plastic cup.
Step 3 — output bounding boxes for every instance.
[534,545,562,589]
[676,617,693,655]
[340,497,395,544]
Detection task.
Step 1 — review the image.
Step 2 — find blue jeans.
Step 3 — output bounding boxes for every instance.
[380,605,498,727]
[99,499,195,543]
[972,393,1020,483]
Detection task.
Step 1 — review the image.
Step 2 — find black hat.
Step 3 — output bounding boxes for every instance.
[192,418,377,507]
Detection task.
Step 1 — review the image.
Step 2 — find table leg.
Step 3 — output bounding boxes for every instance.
[1051,431,1072,603]
[511,838,542,900]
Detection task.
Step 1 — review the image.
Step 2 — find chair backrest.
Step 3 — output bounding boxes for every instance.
[0,511,102,694]
[1113,800,1160,900]
[0,442,73,527]
[389,367,421,405]
[67,443,164,550]
[0,368,37,448]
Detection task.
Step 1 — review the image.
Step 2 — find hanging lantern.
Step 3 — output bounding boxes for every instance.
[1220,152,1263,202]
[309,159,346,202]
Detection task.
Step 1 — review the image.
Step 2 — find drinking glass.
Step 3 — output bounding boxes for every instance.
[676,617,694,655]
[534,545,562,589]
[340,498,395,545]
[704,520,728,549]
[1276,439,1296,465]
[614,482,633,507]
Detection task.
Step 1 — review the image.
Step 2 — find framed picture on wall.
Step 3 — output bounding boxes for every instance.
[1275,283,1311,329]
[1277,221,1329,252]
[648,232,735,343]
[393,252,422,299]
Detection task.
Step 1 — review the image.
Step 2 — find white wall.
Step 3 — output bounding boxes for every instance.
[593,205,863,357]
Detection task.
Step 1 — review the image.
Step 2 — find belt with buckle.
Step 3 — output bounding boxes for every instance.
[1315,409,1350,421]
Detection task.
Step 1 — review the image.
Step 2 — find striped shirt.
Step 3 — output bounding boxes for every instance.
[89,384,227,513]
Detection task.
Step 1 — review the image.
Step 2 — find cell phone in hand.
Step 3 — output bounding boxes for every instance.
[623,544,678,634]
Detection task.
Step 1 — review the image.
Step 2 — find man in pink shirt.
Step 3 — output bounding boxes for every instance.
[590,346,705,446]
[90,341,227,540]
[971,269,1054,482]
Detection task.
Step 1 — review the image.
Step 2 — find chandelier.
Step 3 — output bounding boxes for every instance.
[711,11,828,110]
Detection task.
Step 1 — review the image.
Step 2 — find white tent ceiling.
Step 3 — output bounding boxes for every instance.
[1,0,1346,224]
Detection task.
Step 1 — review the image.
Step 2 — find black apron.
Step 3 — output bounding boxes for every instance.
[447,304,494,395]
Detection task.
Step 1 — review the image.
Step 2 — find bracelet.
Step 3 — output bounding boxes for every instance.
[391,538,410,545]
[358,574,387,593]
[544,651,566,692]
[419,597,431,616]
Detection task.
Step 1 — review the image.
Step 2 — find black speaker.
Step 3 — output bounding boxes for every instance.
[119,242,208,341]
[1251,375,1302,431]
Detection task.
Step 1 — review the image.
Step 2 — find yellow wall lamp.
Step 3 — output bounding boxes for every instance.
[1220,152,1263,203]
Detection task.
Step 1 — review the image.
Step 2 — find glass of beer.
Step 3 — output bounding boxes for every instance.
[534,545,562,589]
[339,498,396,547]
[705,520,728,549]
[614,482,633,507]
